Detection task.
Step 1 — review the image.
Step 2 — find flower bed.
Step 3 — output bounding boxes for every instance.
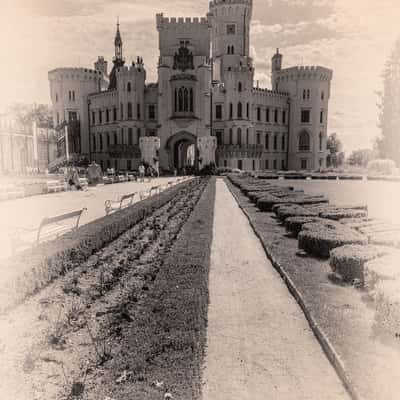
[0,178,204,314]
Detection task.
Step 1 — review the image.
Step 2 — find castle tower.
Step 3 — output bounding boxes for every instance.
[108,22,125,90]
[94,56,108,77]
[271,48,282,90]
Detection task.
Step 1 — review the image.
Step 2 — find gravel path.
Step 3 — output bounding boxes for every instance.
[202,179,350,400]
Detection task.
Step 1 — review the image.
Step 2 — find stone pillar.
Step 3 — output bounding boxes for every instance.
[139,136,161,169]
[197,136,217,168]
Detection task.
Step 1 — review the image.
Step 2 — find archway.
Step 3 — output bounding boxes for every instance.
[166,131,197,173]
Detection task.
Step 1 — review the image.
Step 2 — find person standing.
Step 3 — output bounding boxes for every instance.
[138,164,145,182]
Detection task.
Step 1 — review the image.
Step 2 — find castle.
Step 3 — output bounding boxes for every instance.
[48,0,333,173]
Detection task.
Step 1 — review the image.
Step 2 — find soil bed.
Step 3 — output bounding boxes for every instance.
[226,177,400,400]
[0,177,215,400]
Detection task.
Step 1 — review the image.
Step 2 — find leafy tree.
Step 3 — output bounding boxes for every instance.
[7,103,53,128]
[347,148,377,167]
[376,37,400,165]
[326,133,345,168]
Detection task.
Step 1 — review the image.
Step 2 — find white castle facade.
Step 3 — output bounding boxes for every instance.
[48,0,333,173]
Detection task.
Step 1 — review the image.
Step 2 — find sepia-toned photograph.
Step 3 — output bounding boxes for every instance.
[1,0,400,399]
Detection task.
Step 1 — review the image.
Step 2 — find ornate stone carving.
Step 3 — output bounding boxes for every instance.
[173,46,194,72]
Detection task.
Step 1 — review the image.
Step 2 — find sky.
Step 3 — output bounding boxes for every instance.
[0,0,399,153]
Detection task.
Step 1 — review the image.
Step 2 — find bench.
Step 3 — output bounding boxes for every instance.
[11,208,87,255]
[139,186,160,200]
[105,192,136,215]
[46,180,67,193]
[79,178,89,190]
[117,175,127,183]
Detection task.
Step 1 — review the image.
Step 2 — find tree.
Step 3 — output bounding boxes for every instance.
[376,37,400,165]
[326,133,345,168]
[347,148,377,167]
[7,103,53,128]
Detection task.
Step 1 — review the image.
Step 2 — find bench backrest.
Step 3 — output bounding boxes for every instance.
[37,208,86,243]
[120,192,136,204]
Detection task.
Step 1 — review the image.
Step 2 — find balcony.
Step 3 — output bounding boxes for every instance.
[217,144,264,159]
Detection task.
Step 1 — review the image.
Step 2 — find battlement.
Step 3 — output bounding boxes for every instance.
[253,87,289,99]
[116,63,145,76]
[276,66,333,81]
[48,67,102,81]
[156,13,209,29]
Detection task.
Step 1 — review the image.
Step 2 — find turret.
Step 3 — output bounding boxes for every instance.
[109,21,126,90]
[271,48,283,90]
[94,56,108,77]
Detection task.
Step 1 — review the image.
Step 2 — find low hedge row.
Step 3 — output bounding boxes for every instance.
[0,178,205,314]
[298,220,368,258]
[257,194,328,212]
[285,216,324,237]
[274,204,319,222]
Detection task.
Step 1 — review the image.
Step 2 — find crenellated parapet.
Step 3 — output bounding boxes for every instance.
[48,67,102,82]
[156,13,209,30]
[252,87,289,99]
[275,66,333,82]
[209,0,252,8]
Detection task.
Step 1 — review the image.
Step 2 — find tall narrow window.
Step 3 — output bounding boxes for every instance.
[281,135,285,151]
[106,109,110,123]
[99,134,103,151]
[106,133,110,147]
[120,103,124,120]
[121,127,125,145]
[183,88,189,111]
[319,132,323,151]
[137,128,141,145]
[57,112,60,125]
[321,91,325,101]
[229,128,233,145]
[237,102,242,119]
[72,91,75,102]
[92,135,96,152]
[137,103,141,119]
[127,102,133,119]
[282,110,286,124]
[256,132,261,145]
[98,110,102,124]
[246,103,250,119]
[257,107,261,121]
[113,108,117,121]
[237,128,242,146]
[229,103,233,119]
[320,110,324,124]
[216,104,222,120]
[238,82,242,92]
[178,89,183,112]
[127,82,131,92]
[189,88,194,112]
[149,105,156,120]
[273,134,278,151]
[265,133,269,150]
[307,89,311,100]
[175,89,178,112]
[246,129,249,145]
[114,132,118,145]
[303,90,306,100]
[299,130,311,151]
[274,109,278,123]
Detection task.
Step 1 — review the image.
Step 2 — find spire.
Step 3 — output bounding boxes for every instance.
[114,19,123,60]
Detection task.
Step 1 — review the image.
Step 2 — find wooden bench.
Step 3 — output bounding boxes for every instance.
[46,180,67,193]
[105,192,136,215]
[11,208,87,255]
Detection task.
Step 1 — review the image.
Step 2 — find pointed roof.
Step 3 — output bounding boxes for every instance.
[115,20,122,47]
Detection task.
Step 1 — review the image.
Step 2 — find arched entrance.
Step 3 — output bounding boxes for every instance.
[166,131,198,172]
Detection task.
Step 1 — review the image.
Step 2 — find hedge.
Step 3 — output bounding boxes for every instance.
[274,204,319,222]
[329,245,392,283]
[319,209,368,221]
[257,194,328,212]
[284,216,323,237]
[364,254,400,294]
[0,178,204,314]
[298,220,368,258]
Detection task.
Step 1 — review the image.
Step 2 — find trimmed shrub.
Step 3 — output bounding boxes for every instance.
[257,194,328,212]
[329,245,392,283]
[364,254,400,293]
[320,208,368,221]
[285,216,323,237]
[274,204,319,222]
[298,221,368,258]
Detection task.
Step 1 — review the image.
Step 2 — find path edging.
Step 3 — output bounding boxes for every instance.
[224,177,365,400]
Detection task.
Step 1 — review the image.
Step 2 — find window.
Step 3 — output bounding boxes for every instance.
[281,159,285,170]
[137,103,141,119]
[246,129,249,145]
[137,128,141,144]
[98,110,102,124]
[120,103,124,120]
[301,159,308,170]
[319,158,323,167]
[301,109,311,123]
[115,159,118,172]
[281,135,285,151]
[246,103,249,119]
[127,102,133,119]
[237,102,243,118]
[265,159,269,170]
[216,130,223,146]
[321,91,325,101]
[106,109,109,123]
[227,45,235,54]
[56,93,58,102]
[256,132,261,145]
[149,104,156,120]
[121,127,124,145]
[216,104,222,120]
[68,91,71,101]
[320,110,324,124]
[303,90,306,100]
[307,89,311,100]
[273,134,278,151]
[257,107,261,121]
[113,108,117,121]
[299,130,311,151]
[92,135,96,152]
[229,128,233,145]
[224,160,228,167]
[227,24,236,34]
[265,133,270,150]
[319,132,323,151]
[237,128,242,146]
[57,112,60,125]
[99,134,103,151]
[107,159,111,169]
[175,88,193,113]
[72,91,75,102]
[266,108,270,122]
[238,82,242,92]
[282,110,286,125]
[127,159,132,171]
[238,160,243,170]
[114,131,118,145]
[229,103,233,119]
[106,133,110,147]
[274,109,278,123]
[252,160,255,171]
[127,82,131,92]
[273,159,277,170]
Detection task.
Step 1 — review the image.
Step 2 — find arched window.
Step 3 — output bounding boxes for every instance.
[238,82,242,92]
[114,132,118,145]
[99,134,103,151]
[299,130,311,151]
[273,134,278,150]
[281,134,285,151]
[237,128,242,146]
[246,103,250,118]
[237,102,242,118]
[189,88,194,112]
[127,82,131,92]
[246,128,249,145]
[229,103,233,119]
[106,133,110,147]
[229,128,233,145]
[231,46,235,54]
[319,132,323,151]
[183,88,189,111]
[178,88,184,112]
[174,89,178,112]
[127,102,133,119]
[321,91,325,101]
